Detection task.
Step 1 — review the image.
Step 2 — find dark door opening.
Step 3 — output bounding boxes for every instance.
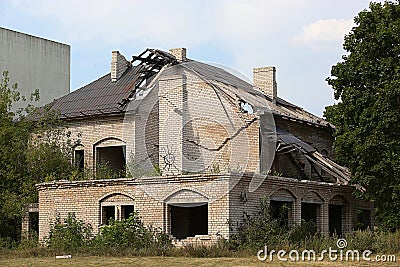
[97,146,126,175]
[122,205,135,219]
[102,206,115,225]
[29,212,39,234]
[301,203,319,223]
[170,204,208,239]
[329,204,342,236]
[270,200,291,227]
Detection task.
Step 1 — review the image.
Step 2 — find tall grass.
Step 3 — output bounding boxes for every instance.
[0,230,399,258]
[1,205,399,258]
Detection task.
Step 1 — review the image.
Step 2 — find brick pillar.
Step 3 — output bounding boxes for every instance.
[292,198,302,226]
[343,203,354,235]
[320,202,329,236]
[158,74,186,175]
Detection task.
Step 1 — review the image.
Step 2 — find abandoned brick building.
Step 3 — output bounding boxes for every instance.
[25,48,373,244]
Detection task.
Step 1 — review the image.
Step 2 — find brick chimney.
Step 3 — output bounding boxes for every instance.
[253,66,277,103]
[169,48,187,62]
[111,51,131,82]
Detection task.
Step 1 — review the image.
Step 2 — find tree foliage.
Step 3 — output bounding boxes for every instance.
[325,1,400,230]
[0,71,79,240]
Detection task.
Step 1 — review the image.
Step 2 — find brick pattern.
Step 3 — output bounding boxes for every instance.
[66,115,127,174]
[111,51,131,82]
[228,175,373,236]
[37,174,373,241]
[169,48,187,62]
[253,66,277,101]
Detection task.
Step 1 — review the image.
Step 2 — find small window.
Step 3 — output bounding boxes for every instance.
[74,150,84,169]
[121,205,135,219]
[102,206,115,225]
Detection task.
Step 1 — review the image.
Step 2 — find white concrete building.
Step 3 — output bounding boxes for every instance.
[0,27,70,110]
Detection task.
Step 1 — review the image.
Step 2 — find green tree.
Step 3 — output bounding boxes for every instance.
[0,71,78,240]
[325,1,400,230]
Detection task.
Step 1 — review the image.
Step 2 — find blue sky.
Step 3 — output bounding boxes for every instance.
[0,0,380,116]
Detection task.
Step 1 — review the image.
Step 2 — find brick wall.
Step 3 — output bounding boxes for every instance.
[36,174,373,242]
[228,174,373,236]
[66,115,126,174]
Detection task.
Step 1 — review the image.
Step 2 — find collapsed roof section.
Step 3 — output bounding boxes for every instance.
[48,49,178,119]
[275,127,364,191]
[47,48,333,128]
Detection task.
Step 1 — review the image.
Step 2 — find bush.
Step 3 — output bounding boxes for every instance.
[46,211,171,255]
[230,198,289,249]
[91,212,171,251]
[47,213,92,253]
[288,220,318,244]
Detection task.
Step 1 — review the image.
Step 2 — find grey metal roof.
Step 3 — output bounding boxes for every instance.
[47,48,331,127]
[48,65,142,118]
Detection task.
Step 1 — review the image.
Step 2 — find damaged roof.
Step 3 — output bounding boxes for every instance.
[48,66,142,118]
[274,126,356,188]
[47,48,331,127]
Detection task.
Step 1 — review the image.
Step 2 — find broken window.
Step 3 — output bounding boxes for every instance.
[29,212,39,233]
[101,205,135,224]
[97,145,126,175]
[121,205,135,219]
[21,203,39,239]
[301,203,319,223]
[102,206,115,225]
[100,193,134,225]
[270,200,291,227]
[170,204,208,239]
[74,149,84,169]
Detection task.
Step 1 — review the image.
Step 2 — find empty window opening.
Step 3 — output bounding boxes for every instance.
[270,200,291,227]
[329,204,342,236]
[301,203,319,223]
[97,146,126,175]
[74,150,84,169]
[102,206,115,225]
[121,205,135,219]
[170,204,208,239]
[355,209,371,230]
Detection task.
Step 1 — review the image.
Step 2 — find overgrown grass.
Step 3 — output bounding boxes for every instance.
[0,230,399,259]
[1,200,400,259]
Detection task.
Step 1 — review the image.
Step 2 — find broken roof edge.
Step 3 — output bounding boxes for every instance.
[208,78,332,128]
[47,47,335,128]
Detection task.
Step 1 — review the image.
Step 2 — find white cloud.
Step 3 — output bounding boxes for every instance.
[293,18,354,49]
